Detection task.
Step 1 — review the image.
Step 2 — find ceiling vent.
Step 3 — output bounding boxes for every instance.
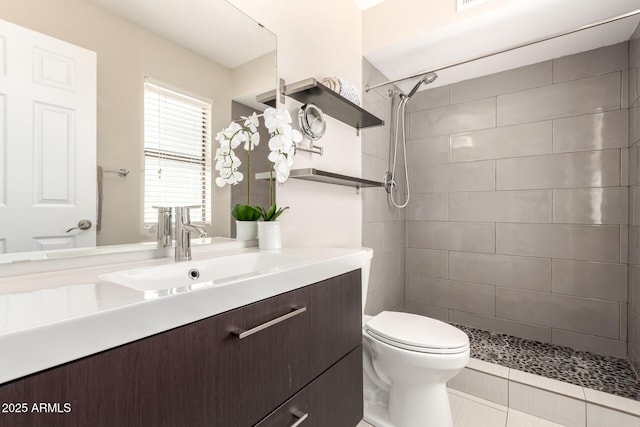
[457,0,488,11]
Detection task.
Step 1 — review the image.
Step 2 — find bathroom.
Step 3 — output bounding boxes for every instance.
[1,0,640,426]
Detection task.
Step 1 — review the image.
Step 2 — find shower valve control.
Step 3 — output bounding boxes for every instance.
[383,171,394,194]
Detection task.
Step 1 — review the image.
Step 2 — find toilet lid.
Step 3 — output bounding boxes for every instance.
[365,311,469,354]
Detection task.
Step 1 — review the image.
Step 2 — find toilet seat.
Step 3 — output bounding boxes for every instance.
[365,311,469,355]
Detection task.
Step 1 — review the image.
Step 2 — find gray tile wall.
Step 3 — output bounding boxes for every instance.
[405,43,630,358]
[361,60,405,314]
[628,24,640,373]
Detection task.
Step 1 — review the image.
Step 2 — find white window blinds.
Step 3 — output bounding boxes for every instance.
[143,81,212,225]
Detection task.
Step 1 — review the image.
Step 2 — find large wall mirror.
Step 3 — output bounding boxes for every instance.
[0,0,276,261]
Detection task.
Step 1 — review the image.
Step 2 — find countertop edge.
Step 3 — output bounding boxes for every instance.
[0,247,370,385]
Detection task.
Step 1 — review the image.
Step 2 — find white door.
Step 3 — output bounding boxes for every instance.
[0,19,96,254]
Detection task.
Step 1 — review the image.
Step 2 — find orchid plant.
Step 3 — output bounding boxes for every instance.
[261,107,302,220]
[214,108,301,222]
[214,112,261,221]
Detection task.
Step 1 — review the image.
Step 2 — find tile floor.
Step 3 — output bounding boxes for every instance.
[456,324,640,400]
[356,389,565,427]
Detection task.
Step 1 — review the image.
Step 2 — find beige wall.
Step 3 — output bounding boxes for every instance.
[1,0,236,245]
[232,51,276,105]
[229,0,364,248]
[628,24,640,373]
[400,43,629,358]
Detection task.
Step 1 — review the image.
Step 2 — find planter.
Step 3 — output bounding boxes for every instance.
[236,220,258,241]
[258,221,282,249]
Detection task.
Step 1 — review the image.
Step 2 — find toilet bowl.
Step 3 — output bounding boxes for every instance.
[360,249,469,427]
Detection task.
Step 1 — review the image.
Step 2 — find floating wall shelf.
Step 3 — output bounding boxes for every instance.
[256,78,384,131]
[256,168,383,193]
[255,89,277,108]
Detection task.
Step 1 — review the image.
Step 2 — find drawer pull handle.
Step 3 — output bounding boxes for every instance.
[232,306,307,339]
[290,410,309,427]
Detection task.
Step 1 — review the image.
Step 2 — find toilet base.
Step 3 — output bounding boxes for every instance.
[364,383,453,427]
[388,382,453,427]
[363,401,393,427]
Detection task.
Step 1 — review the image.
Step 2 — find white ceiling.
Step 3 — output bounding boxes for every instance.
[364,0,640,94]
[87,0,275,69]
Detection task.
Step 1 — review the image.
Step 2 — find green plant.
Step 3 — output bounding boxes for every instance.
[257,204,289,222]
[231,204,262,221]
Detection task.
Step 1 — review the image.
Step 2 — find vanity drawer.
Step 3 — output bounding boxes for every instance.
[0,269,362,427]
[209,268,362,426]
[255,346,363,427]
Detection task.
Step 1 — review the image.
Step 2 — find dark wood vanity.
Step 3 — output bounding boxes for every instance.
[0,270,363,426]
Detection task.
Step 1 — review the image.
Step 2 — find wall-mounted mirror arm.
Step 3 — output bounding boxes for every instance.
[295,142,323,156]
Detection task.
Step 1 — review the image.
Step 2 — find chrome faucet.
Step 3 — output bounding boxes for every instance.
[153,206,173,248]
[174,206,207,261]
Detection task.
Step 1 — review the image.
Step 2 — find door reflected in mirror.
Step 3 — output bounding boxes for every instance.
[0,0,276,261]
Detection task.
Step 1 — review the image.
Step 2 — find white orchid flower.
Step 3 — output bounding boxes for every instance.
[243,112,260,133]
[228,170,243,184]
[216,107,298,193]
[264,107,293,133]
[244,131,260,151]
[221,122,246,149]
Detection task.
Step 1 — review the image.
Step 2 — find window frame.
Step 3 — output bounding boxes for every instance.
[142,79,213,227]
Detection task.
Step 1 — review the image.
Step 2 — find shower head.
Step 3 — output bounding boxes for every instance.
[404,72,438,99]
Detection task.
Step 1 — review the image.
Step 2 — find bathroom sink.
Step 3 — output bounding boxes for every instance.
[99,252,306,293]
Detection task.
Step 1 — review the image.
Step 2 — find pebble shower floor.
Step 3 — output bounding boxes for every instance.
[454,324,640,400]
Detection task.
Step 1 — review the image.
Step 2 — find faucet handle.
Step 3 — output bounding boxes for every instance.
[174,205,201,212]
[152,206,173,212]
[152,206,173,248]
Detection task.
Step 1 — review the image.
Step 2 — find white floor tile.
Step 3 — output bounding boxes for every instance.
[506,409,567,427]
[450,391,508,427]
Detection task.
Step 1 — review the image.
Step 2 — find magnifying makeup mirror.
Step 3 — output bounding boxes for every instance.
[298,103,326,141]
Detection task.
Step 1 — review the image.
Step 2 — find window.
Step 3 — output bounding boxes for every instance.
[143,81,212,225]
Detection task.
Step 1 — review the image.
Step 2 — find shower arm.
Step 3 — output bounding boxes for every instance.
[365,8,640,93]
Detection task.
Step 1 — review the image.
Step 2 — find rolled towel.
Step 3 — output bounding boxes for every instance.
[321,76,360,105]
[337,78,360,105]
[321,77,340,93]
[321,77,334,91]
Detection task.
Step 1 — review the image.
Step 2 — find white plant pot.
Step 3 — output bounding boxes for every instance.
[235,220,258,241]
[258,221,282,250]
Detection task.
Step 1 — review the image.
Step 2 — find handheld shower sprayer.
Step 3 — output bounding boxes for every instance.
[404,72,438,99]
[386,72,438,209]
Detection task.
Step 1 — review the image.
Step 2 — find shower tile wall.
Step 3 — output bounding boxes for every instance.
[404,42,630,358]
[628,25,640,374]
[361,59,405,315]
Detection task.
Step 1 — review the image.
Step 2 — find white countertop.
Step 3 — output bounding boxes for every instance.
[0,244,371,385]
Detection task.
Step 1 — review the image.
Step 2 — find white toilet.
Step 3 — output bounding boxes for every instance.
[361,249,469,427]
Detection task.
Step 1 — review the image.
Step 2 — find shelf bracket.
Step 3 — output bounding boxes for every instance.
[279,78,286,104]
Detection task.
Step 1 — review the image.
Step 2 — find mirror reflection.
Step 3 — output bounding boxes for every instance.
[0,0,276,260]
